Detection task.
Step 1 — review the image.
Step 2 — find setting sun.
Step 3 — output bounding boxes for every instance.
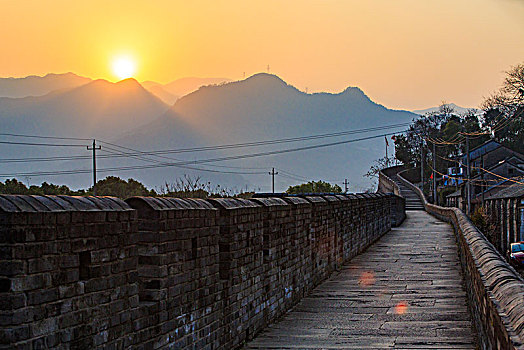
[112,56,136,80]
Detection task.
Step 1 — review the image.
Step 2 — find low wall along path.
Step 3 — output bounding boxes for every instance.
[393,168,524,350]
[0,193,404,349]
[244,203,476,348]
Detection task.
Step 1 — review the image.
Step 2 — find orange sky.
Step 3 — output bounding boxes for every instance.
[1,0,523,110]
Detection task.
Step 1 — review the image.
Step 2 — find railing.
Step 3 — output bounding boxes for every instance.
[397,169,524,350]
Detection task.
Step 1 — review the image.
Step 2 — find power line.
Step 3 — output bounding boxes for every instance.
[0,130,404,178]
[0,122,410,161]
[0,140,87,147]
[101,144,267,175]
[278,173,306,182]
[99,140,268,171]
[276,169,309,181]
[416,97,522,145]
[95,122,409,155]
[428,151,524,186]
[0,122,409,166]
[0,132,92,141]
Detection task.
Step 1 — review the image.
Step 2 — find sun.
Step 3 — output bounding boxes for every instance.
[112,56,136,80]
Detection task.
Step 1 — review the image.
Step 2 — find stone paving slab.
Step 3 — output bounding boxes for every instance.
[244,211,477,349]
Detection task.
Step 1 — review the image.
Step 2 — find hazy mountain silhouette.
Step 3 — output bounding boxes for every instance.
[141,77,231,106]
[0,73,416,191]
[123,73,417,191]
[113,112,247,189]
[0,77,240,189]
[162,77,231,98]
[172,74,409,140]
[413,103,478,115]
[0,72,92,98]
[0,78,169,139]
[141,82,178,105]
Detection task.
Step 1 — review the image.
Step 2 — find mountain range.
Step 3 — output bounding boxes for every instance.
[0,72,91,98]
[142,77,230,105]
[0,72,417,192]
[413,103,478,115]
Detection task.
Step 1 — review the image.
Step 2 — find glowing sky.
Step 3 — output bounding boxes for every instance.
[1,0,523,109]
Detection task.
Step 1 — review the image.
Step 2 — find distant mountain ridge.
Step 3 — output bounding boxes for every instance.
[0,72,91,98]
[0,72,416,191]
[118,73,416,191]
[163,77,231,97]
[413,103,479,115]
[0,72,231,105]
[142,77,231,105]
[170,73,409,141]
[0,77,169,139]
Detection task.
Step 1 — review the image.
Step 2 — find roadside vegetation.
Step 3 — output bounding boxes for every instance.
[0,175,255,199]
[368,62,524,200]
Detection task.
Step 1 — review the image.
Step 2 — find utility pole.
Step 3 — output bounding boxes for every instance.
[385,140,388,167]
[269,168,278,194]
[385,136,389,167]
[87,139,101,196]
[420,142,424,191]
[343,179,349,194]
[466,135,471,215]
[481,153,485,207]
[432,141,437,205]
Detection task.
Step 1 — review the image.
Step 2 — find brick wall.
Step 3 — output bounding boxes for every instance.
[1,193,403,349]
[0,195,139,349]
[397,171,524,350]
[378,171,401,196]
[124,197,221,349]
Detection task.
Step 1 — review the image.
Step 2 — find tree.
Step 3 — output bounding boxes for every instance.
[39,182,74,195]
[286,180,342,194]
[0,179,29,194]
[391,102,487,169]
[92,176,154,198]
[482,62,524,153]
[392,134,415,166]
[0,179,85,195]
[364,156,396,179]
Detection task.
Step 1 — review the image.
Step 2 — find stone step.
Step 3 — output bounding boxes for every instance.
[389,175,426,212]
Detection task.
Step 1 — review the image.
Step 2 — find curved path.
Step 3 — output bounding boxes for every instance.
[244,210,476,349]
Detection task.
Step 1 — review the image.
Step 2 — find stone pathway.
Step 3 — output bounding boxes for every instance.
[244,211,476,349]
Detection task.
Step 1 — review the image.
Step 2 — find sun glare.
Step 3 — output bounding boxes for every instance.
[112,56,136,80]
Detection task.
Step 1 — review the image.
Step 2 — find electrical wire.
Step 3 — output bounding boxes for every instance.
[0,132,92,141]
[98,140,268,171]
[419,96,522,146]
[0,122,410,164]
[427,151,524,186]
[0,130,404,178]
[0,140,87,147]
[100,145,268,175]
[0,122,410,155]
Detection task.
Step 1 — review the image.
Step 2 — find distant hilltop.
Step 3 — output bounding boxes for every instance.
[0,72,91,98]
[413,103,479,115]
[0,72,415,191]
[0,72,231,104]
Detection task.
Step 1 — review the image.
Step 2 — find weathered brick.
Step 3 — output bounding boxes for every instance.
[0,194,403,349]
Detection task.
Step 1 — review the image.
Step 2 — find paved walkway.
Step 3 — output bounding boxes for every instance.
[244,211,476,349]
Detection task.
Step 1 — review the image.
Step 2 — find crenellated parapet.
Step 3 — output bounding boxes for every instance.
[0,193,404,349]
